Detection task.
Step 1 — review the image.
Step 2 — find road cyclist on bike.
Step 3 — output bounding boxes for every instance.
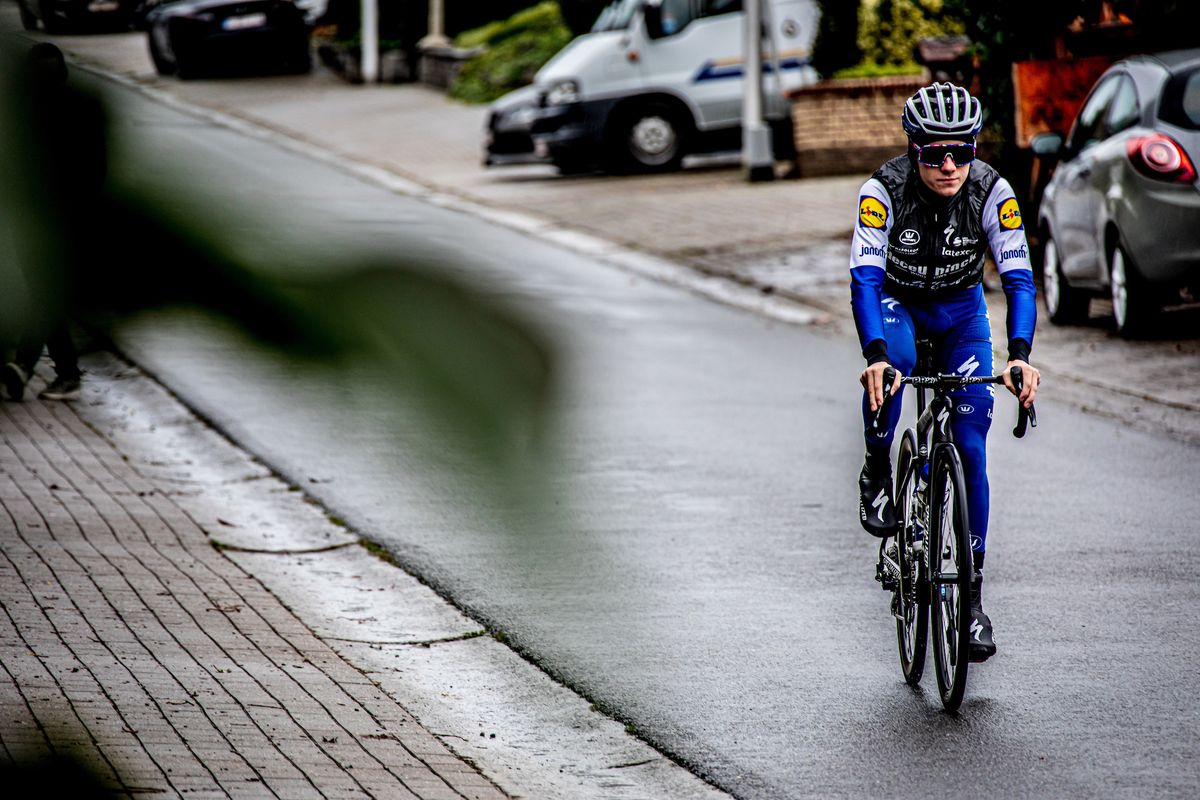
[850,82,1040,662]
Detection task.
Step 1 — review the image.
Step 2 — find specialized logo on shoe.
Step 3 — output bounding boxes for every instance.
[971,618,985,641]
[859,196,888,229]
[957,354,981,378]
[872,489,890,522]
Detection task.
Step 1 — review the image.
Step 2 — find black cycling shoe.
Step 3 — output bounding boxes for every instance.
[858,457,895,537]
[968,572,997,662]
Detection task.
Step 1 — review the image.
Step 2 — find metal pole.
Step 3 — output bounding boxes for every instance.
[742,0,775,182]
[360,0,378,83]
[420,0,451,48]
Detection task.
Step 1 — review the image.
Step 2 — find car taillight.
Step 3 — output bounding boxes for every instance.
[1126,133,1197,183]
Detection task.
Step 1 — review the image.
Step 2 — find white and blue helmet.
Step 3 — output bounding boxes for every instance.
[902,82,983,142]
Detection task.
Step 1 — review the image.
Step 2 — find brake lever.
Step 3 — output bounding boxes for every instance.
[1010,365,1036,438]
[870,367,897,435]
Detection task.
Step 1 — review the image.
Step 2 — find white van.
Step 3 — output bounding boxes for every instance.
[484,0,820,173]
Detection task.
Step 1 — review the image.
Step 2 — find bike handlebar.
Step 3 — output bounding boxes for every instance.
[869,365,1037,438]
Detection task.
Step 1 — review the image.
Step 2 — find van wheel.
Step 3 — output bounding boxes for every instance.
[609,101,686,173]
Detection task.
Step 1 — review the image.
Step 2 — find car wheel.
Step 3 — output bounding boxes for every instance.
[1109,243,1157,338]
[38,1,67,33]
[1042,232,1089,324]
[148,33,176,76]
[608,101,687,173]
[18,1,38,30]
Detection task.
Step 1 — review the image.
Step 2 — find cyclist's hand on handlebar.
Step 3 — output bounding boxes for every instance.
[860,362,902,412]
[1003,360,1040,408]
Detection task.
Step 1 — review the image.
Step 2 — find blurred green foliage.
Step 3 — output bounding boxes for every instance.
[832,61,925,79]
[449,2,573,103]
[0,38,556,506]
[854,0,964,72]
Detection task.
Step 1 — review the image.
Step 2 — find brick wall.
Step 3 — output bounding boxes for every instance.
[788,75,928,178]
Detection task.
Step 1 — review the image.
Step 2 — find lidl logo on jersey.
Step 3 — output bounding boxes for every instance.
[998,198,1024,230]
[859,196,887,229]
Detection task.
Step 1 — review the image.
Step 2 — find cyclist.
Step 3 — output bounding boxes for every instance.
[850,82,1040,662]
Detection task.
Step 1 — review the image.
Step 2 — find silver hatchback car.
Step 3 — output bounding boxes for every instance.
[1035,48,1200,337]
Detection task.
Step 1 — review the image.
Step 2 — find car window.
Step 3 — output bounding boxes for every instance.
[701,0,743,16]
[1101,75,1140,137]
[592,0,641,32]
[658,0,697,35]
[1066,74,1120,154]
[1159,67,1200,131]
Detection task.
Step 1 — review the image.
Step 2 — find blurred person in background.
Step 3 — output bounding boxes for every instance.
[2,42,106,402]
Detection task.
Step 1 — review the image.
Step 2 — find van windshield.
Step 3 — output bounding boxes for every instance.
[592,0,640,32]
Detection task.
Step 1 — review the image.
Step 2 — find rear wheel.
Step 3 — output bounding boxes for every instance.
[1109,244,1157,338]
[928,446,972,711]
[894,431,928,686]
[1042,232,1089,324]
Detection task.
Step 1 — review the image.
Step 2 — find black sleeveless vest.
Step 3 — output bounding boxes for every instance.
[872,155,1000,297]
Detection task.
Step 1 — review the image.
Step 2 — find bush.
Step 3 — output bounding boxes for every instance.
[449,2,573,103]
[856,0,964,67]
[832,62,925,79]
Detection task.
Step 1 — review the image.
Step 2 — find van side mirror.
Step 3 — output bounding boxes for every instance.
[642,0,665,40]
[1031,132,1064,159]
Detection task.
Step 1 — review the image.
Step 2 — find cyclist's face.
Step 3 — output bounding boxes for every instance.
[917,139,971,198]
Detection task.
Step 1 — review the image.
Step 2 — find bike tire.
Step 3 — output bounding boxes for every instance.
[894,430,928,685]
[928,445,972,711]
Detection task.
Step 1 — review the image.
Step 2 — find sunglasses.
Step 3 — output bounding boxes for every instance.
[911,141,977,167]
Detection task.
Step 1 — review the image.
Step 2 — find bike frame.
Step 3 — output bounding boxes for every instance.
[872,338,1036,710]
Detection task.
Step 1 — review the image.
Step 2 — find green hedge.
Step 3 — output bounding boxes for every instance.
[449,2,573,104]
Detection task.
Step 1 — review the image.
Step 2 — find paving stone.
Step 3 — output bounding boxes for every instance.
[1,360,505,799]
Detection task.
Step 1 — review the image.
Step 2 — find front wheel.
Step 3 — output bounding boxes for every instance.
[928,446,972,711]
[607,101,687,174]
[894,431,928,686]
[1042,232,1089,324]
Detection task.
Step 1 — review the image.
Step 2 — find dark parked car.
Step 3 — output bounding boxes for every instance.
[1035,48,1200,337]
[17,0,137,32]
[484,85,551,167]
[143,0,311,79]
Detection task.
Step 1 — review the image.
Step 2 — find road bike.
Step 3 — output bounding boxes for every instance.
[871,339,1035,711]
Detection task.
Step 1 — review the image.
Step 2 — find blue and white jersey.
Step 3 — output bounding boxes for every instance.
[849,155,1037,363]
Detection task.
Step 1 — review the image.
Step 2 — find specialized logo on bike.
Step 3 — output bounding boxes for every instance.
[997,198,1024,230]
[898,228,920,245]
[859,196,888,228]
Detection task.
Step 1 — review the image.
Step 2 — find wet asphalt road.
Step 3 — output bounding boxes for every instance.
[96,73,1200,798]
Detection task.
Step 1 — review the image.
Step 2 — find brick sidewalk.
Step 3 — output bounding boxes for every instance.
[0,359,505,799]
